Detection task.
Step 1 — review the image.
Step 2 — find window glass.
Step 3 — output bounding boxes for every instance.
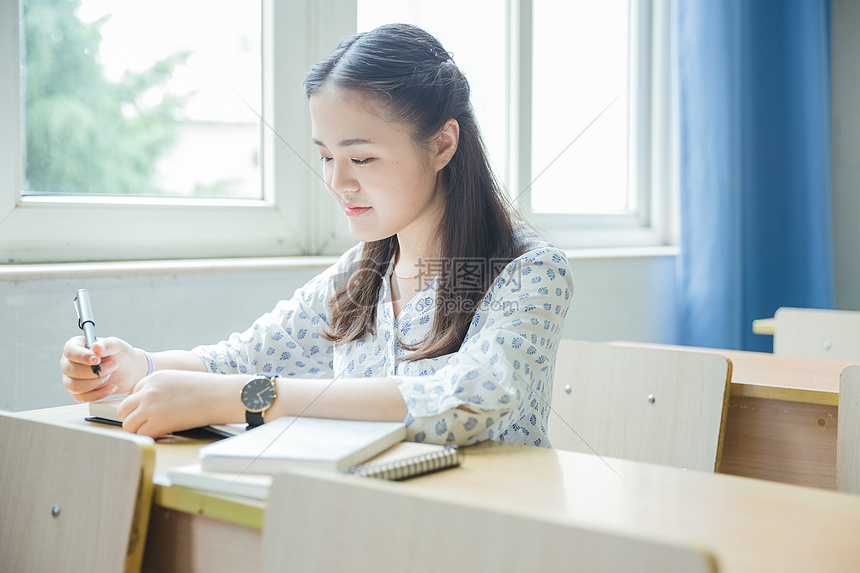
[531,0,630,214]
[356,0,507,186]
[20,0,262,198]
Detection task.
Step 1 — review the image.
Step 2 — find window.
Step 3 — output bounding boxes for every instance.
[514,0,676,248]
[22,0,262,199]
[0,0,673,264]
[530,1,630,215]
[357,1,508,183]
[1,0,352,263]
[358,0,676,249]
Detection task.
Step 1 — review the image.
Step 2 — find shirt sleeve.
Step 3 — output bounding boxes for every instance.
[191,247,363,378]
[392,246,574,446]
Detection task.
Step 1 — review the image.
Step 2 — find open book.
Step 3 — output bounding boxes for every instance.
[198,416,407,473]
[86,397,245,438]
[168,442,462,500]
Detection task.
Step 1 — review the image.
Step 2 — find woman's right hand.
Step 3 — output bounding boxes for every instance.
[60,336,148,402]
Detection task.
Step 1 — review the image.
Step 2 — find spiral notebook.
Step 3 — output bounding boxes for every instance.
[345,444,461,480]
[167,442,462,500]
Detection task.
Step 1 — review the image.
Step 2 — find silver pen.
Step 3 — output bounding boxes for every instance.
[74,289,101,376]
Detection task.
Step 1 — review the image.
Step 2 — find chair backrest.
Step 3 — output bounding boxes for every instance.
[548,340,731,472]
[774,307,860,361]
[263,469,718,573]
[838,365,860,494]
[0,411,155,573]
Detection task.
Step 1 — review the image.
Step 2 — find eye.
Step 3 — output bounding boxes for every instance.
[318,156,332,164]
[351,158,374,165]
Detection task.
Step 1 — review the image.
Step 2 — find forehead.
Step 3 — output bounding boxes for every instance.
[309,86,412,145]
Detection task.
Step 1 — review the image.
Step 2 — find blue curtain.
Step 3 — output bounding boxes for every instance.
[675,0,834,352]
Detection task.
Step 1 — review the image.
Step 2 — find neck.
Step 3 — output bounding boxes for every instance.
[394,181,445,276]
[394,235,440,279]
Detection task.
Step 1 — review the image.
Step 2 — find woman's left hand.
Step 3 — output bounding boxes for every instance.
[117,370,243,437]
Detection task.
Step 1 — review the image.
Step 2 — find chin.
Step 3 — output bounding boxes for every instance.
[347,221,391,243]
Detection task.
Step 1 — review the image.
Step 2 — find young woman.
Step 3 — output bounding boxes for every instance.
[60,23,573,448]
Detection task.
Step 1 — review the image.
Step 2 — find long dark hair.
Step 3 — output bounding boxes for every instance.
[304,23,522,360]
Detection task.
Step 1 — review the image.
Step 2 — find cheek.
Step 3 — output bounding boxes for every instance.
[321,167,339,200]
[325,186,339,203]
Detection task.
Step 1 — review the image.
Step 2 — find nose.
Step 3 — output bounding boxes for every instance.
[328,161,359,200]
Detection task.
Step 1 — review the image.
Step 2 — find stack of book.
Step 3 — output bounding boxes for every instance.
[87,398,462,500]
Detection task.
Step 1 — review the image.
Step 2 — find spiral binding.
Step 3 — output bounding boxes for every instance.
[345,445,462,481]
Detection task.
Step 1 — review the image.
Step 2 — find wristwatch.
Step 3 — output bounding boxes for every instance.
[240,374,278,429]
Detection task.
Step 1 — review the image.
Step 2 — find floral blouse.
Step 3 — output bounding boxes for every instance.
[193,225,573,448]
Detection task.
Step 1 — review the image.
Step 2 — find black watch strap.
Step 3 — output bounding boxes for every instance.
[245,410,265,429]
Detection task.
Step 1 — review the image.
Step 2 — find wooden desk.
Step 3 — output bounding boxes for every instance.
[614,341,855,489]
[17,404,860,573]
[713,347,850,489]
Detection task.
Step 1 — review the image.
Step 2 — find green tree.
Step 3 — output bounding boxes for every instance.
[22,0,186,194]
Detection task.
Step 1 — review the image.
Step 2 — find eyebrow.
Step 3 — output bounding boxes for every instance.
[312,138,374,148]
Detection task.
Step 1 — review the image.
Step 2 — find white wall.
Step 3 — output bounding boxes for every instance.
[0,253,678,412]
[564,253,678,343]
[0,262,321,411]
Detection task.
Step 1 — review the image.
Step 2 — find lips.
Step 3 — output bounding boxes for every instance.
[343,205,371,217]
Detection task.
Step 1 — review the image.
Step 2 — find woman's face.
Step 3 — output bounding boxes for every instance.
[309,86,446,245]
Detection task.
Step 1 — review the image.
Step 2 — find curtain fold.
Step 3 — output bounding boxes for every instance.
[675,0,834,351]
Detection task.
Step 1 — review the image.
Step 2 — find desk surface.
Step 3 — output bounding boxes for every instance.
[18,403,860,573]
[615,341,854,406]
[722,347,850,405]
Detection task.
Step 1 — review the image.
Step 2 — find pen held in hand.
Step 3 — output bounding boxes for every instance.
[74,288,101,377]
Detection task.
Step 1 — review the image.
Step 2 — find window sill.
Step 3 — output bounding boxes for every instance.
[0,256,340,281]
[563,245,679,261]
[0,246,679,281]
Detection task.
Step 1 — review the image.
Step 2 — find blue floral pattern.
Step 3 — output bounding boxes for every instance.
[193,225,573,448]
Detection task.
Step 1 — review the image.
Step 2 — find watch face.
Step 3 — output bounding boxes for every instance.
[241,376,277,412]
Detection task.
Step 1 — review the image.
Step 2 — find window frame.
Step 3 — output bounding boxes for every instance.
[0,0,359,264]
[508,0,676,249]
[0,0,674,264]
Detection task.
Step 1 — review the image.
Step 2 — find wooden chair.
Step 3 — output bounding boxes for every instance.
[263,469,718,573]
[839,365,860,494]
[0,411,155,573]
[773,307,860,361]
[548,340,731,472]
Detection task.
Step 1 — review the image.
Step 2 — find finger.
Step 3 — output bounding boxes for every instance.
[61,356,111,382]
[61,352,122,386]
[91,336,126,359]
[131,420,166,439]
[89,356,121,379]
[120,403,146,435]
[63,336,101,367]
[62,360,103,389]
[116,392,135,419]
[66,379,118,403]
[75,337,127,375]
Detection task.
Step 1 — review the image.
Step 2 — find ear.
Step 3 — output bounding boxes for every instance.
[434,119,460,172]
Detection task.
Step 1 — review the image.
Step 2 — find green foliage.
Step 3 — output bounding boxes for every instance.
[22,0,186,194]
